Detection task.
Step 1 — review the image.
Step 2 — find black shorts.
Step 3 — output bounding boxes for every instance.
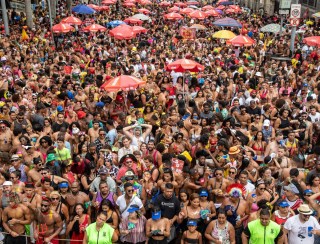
[148,237,168,244]
[5,234,27,244]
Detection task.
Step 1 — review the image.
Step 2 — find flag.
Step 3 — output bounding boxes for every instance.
[303,8,309,19]
[21,29,29,41]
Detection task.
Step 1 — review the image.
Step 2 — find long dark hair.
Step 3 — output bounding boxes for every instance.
[71,203,86,235]
[98,199,116,213]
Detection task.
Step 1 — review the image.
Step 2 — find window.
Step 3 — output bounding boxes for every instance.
[301,0,317,8]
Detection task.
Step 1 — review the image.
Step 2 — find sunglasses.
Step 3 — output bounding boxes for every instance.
[229,171,236,174]
[41,172,48,175]
[127,189,134,193]
[100,133,106,136]
[258,188,266,190]
[126,161,133,163]
[215,173,222,176]
[41,204,49,207]
[125,177,134,181]
[11,159,19,162]
[51,197,59,201]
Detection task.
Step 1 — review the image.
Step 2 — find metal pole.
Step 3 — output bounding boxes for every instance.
[1,0,9,35]
[290,0,298,53]
[280,15,283,35]
[47,0,55,46]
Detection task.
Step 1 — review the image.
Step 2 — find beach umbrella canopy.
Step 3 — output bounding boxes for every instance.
[132,26,148,34]
[83,24,107,32]
[216,5,225,10]
[109,24,136,39]
[101,75,146,91]
[219,1,234,5]
[303,36,320,47]
[174,2,187,7]
[189,10,207,19]
[123,2,135,7]
[159,1,171,7]
[212,30,236,39]
[180,8,194,14]
[52,23,74,33]
[87,4,100,10]
[202,5,214,10]
[186,1,200,5]
[190,24,206,30]
[107,20,126,27]
[215,9,224,14]
[229,5,241,10]
[205,9,220,17]
[61,16,82,25]
[138,8,151,14]
[124,17,143,25]
[213,17,242,27]
[99,5,110,11]
[101,0,116,4]
[166,59,204,72]
[164,12,183,20]
[140,0,152,5]
[226,35,255,46]
[260,24,284,33]
[169,6,180,12]
[72,4,96,14]
[131,13,150,20]
[225,8,237,14]
[312,12,320,18]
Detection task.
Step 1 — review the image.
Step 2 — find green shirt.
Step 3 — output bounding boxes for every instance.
[247,219,281,244]
[85,222,114,244]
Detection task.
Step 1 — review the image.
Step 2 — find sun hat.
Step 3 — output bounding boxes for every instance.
[228,146,240,155]
[297,204,313,215]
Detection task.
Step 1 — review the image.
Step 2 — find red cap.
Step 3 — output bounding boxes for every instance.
[77,111,86,119]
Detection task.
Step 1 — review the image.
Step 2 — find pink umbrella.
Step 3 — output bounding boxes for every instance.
[159,1,171,7]
[124,17,143,25]
[216,5,225,10]
[186,1,199,5]
[83,24,107,32]
[225,8,237,14]
[164,12,183,20]
[205,9,220,17]
[99,6,110,11]
[87,4,100,10]
[174,2,187,7]
[52,23,74,33]
[189,10,207,20]
[140,0,152,5]
[166,58,204,72]
[61,16,82,25]
[132,26,148,34]
[180,8,194,14]
[101,0,116,4]
[202,5,214,11]
[109,25,136,40]
[101,75,145,91]
[123,2,135,7]
[169,6,180,12]
[226,35,255,46]
[138,8,151,14]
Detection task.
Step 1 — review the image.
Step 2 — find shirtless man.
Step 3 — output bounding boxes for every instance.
[32,197,63,244]
[0,120,13,152]
[74,87,87,102]
[158,87,169,107]
[65,181,90,215]
[2,192,31,244]
[207,168,230,210]
[22,182,42,210]
[265,131,284,156]
[235,105,251,129]
[88,120,100,142]
[221,188,249,244]
[27,157,43,183]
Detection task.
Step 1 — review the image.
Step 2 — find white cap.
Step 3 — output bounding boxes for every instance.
[2,181,12,186]
[255,71,263,77]
[263,119,270,127]
[1,57,6,62]
[72,127,80,135]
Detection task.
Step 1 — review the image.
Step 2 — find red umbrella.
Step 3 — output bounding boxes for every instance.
[166,59,204,72]
[101,0,116,4]
[140,0,152,5]
[303,36,320,47]
[164,12,183,20]
[159,1,171,7]
[109,24,136,39]
[101,75,146,91]
[123,2,135,7]
[99,5,110,11]
[132,26,148,34]
[186,1,199,5]
[138,8,151,14]
[230,5,241,10]
[52,23,74,33]
[189,10,207,20]
[124,17,143,25]
[87,4,100,10]
[216,5,225,10]
[225,8,237,14]
[169,6,180,12]
[205,9,220,17]
[202,5,214,11]
[61,16,82,25]
[180,8,194,14]
[226,35,255,46]
[83,24,107,32]
[174,2,187,7]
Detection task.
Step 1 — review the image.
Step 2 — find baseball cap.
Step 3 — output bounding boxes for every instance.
[152,210,161,220]
[127,204,140,213]
[3,181,12,186]
[278,200,290,208]
[199,190,209,197]
[57,105,64,112]
[187,220,197,226]
[284,183,299,194]
[11,154,20,161]
[263,120,270,127]
[98,167,108,175]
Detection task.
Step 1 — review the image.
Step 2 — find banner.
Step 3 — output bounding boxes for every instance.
[171,158,184,173]
[179,27,196,40]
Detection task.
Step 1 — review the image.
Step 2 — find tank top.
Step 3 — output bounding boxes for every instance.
[96,191,115,206]
[9,164,27,183]
[55,202,66,221]
[273,210,292,225]
[184,231,200,244]
[211,221,230,244]
[1,194,9,209]
[279,117,290,137]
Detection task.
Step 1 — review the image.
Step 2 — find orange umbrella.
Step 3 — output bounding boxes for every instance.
[52,23,74,33]
[303,36,320,47]
[166,59,204,72]
[101,75,146,91]
[205,9,220,17]
[101,0,116,4]
[87,4,100,10]
[180,8,194,14]
[189,10,207,20]
[226,35,255,46]
[132,26,148,34]
[164,12,183,20]
[202,5,214,10]
[138,8,151,14]
[124,17,143,25]
[109,24,136,39]
[61,16,82,25]
[174,2,187,7]
[169,6,180,12]
[83,24,107,32]
[159,1,171,6]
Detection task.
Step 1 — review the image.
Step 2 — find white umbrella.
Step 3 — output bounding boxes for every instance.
[260,24,285,33]
[132,14,150,21]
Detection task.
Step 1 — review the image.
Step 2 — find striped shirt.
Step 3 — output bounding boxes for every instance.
[119,216,147,243]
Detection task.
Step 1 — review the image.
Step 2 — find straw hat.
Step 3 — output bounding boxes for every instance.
[228,146,240,155]
[297,204,313,215]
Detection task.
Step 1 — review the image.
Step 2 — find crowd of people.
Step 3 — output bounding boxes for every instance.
[1,0,320,243]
